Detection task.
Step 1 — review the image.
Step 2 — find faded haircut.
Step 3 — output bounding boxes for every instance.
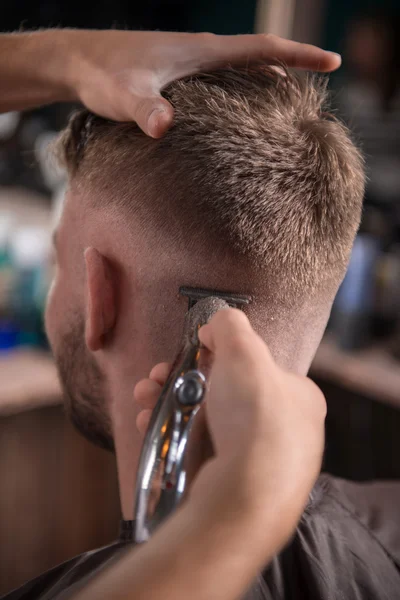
[56,66,365,302]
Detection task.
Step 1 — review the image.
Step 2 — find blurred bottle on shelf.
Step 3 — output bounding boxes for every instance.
[331,233,381,351]
[328,201,400,353]
[387,244,400,360]
[9,227,50,349]
[34,130,66,225]
[0,112,21,186]
[0,212,18,352]
[374,244,400,339]
[0,124,65,354]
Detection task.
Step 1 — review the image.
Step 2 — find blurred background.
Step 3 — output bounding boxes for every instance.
[1,0,400,594]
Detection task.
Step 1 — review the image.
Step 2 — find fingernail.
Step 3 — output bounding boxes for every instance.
[147,108,167,138]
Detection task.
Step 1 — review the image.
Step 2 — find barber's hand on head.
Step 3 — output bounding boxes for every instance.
[64,29,341,138]
[1,29,340,138]
[135,308,326,540]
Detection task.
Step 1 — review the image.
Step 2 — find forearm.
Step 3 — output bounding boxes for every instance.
[76,509,266,600]
[0,30,78,112]
[75,465,300,600]
[0,28,341,135]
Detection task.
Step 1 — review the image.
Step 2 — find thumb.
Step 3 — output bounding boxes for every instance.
[131,95,174,138]
[199,308,254,356]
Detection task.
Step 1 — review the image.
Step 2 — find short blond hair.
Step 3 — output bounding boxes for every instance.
[57,66,365,300]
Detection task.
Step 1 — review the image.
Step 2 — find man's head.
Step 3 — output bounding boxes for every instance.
[46,66,364,453]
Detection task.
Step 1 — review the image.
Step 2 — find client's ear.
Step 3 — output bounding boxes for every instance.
[83,247,117,352]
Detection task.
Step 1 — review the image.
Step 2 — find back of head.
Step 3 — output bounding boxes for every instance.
[56,66,365,372]
[59,66,364,304]
[48,68,365,456]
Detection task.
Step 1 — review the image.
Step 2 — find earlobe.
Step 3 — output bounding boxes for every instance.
[84,247,116,352]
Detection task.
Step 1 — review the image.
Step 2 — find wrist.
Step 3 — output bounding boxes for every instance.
[43,30,80,103]
[178,463,298,595]
[191,453,309,548]
[20,30,78,103]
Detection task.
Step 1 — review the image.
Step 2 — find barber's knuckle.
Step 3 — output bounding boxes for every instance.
[260,33,278,45]
[306,380,327,420]
[228,307,249,325]
[195,32,218,55]
[215,307,246,330]
[197,32,217,43]
[226,312,253,348]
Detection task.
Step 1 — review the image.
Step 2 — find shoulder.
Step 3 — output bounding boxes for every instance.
[1,541,127,600]
[305,473,400,567]
[259,474,400,598]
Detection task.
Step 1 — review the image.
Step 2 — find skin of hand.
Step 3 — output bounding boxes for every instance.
[66,30,341,137]
[73,309,325,600]
[0,30,340,138]
[135,308,326,533]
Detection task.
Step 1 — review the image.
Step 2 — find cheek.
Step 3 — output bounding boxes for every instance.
[45,270,71,354]
[45,268,84,353]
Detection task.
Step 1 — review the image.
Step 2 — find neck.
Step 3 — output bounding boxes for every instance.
[109,285,330,519]
[110,380,142,520]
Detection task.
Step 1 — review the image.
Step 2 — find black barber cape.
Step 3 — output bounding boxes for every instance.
[3,474,400,600]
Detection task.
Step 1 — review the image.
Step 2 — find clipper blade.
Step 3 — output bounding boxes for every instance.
[180,286,252,311]
[184,296,230,346]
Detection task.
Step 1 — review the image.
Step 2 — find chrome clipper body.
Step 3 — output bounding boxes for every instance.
[134,288,251,544]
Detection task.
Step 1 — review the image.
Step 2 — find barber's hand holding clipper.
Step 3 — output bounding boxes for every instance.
[76,309,325,599]
[100,308,325,600]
